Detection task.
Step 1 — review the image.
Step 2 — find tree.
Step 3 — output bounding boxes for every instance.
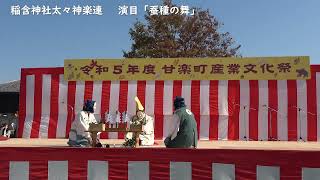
[123,0,241,58]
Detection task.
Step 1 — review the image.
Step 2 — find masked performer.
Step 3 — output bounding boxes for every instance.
[164,96,198,148]
[124,97,154,146]
[68,100,98,147]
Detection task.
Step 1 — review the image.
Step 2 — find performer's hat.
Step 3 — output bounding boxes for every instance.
[83,99,96,113]
[174,96,186,110]
[135,96,144,111]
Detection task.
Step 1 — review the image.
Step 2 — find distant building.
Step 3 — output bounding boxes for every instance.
[0,80,19,113]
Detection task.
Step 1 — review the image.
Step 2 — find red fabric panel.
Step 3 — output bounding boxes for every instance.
[209,80,219,140]
[268,80,278,140]
[68,160,87,180]
[228,80,240,140]
[154,81,164,139]
[172,80,182,111]
[108,159,128,180]
[191,80,201,138]
[249,80,259,140]
[18,69,27,137]
[287,80,298,141]
[21,67,64,75]
[84,81,93,101]
[30,74,43,138]
[149,160,170,180]
[280,166,301,180]
[65,81,76,138]
[0,161,9,180]
[137,81,146,108]
[48,74,59,138]
[100,81,111,139]
[192,161,212,180]
[29,161,48,179]
[235,163,256,180]
[307,68,317,141]
[118,81,128,139]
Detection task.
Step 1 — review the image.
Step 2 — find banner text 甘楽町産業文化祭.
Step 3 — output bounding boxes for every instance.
[64,56,310,81]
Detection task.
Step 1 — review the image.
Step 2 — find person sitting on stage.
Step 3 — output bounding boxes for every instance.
[164,96,198,148]
[68,100,98,147]
[0,123,11,138]
[124,97,154,146]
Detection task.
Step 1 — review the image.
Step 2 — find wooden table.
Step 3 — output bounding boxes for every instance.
[87,129,142,147]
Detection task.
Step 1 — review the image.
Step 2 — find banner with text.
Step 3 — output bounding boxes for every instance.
[64,56,310,81]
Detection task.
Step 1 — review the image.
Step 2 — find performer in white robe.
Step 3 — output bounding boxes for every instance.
[0,124,11,138]
[138,111,155,146]
[68,100,98,147]
[125,97,154,146]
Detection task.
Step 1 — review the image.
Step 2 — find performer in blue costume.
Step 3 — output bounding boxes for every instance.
[164,96,198,148]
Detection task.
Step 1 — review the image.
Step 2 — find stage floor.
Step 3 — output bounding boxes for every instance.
[1,138,320,151]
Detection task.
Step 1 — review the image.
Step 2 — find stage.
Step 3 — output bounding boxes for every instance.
[1,139,320,179]
[2,139,320,151]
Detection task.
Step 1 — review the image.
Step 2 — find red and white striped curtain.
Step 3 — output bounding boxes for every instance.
[1,147,320,179]
[18,66,320,141]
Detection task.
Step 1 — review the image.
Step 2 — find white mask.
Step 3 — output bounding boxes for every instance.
[93,103,97,112]
[137,111,144,119]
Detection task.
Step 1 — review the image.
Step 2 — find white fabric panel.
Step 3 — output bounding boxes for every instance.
[200,80,210,115]
[277,80,288,141]
[257,165,280,180]
[92,81,103,122]
[258,80,269,141]
[218,80,229,116]
[74,81,85,115]
[109,81,120,113]
[297,80,308,141]
[92,81,102,139]
[23,75,35,138]
[170,162,191,180]
[200,116,210,140]
[127,81,138,116]
[163,81,173,139]
[200,81,210,140]
[163,115,173,139]
[56,75,68,138]
[181,80,191,109]
[163,81,173,115]
[239,80,250,140]
[48,161,68,180]
[303,167,320,180]
[218,116,229,140]
[128,161,149,180]
[145,81,155,115]
[108,81,120,139]
[87,160,108,180]
[212,163,235,180]
[218,80,228,140]
[39,75,51,138]
[317,73,320,141]
[9,161,29,180]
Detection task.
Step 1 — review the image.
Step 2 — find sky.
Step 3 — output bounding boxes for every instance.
[0,0,319,83]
